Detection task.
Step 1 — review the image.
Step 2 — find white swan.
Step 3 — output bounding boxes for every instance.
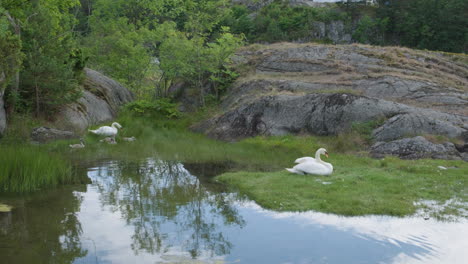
[286,148,333,176]
[69,138,85,149]
[122,136,136,142]
[88,122,122,138]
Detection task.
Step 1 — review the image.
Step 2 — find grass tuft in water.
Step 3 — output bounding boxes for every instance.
[0,145,74,193]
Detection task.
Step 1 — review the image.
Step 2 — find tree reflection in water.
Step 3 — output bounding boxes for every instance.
[89,159,246,258]
[0,185,87,264]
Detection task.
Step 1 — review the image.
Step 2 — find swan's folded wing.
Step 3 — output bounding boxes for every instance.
[294,161,330,176]
[294,157,315,164]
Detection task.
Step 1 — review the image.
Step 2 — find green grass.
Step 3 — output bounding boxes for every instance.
[1,111,467,218]
[54,113,304,170]
[0,145,75,192]
[216,154,468,217]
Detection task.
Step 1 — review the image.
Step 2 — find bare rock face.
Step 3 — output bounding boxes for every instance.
[311,21,352,44]
[194,93,467,142]
[193,43,468,160]
[31,127,77,143]
[53,68,134,132]
[0,91,6,137]
[370,136,462,160]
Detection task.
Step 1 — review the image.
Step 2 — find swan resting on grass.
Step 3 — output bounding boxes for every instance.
[286,148,333,176]
[88,122,122,138]
[122,136,136,142]
[69,138,85,149]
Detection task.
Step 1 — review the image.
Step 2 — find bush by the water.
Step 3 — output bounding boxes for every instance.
[0,145,73,192]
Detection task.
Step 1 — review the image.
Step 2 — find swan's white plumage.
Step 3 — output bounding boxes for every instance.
[286,148,333,176]
[295,157,315,164]
[89,122,122,137]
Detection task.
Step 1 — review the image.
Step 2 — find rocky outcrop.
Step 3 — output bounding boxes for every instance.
[194,43,468,160]
[370,136,463,161]
[31,127,77,143]
[53,68,133,132]
[311,21,352,44]
[195,93,467,142]
[0,91,6,137]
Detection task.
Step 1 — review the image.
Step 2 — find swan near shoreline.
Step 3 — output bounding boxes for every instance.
[88,122,122,138]
[286,148,333,176]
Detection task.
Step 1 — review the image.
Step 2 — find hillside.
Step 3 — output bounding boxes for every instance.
[194,43,468,160]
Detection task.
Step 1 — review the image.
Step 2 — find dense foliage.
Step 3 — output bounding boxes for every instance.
[0,0,243,119]
[80,0,243,101]
[223,0,467,53]
[222,2,347,43]
[375,0,467,52]
[1,0,465,120]
[1,0,83,116]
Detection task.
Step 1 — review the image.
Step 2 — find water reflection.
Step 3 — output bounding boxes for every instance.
[237,202,468,264]
[1,158,467,264]
[77,159,245,262]
[0,186,87,264]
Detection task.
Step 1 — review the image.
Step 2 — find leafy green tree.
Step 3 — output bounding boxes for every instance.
[205,28,243,100]
[353,15,388,45]
[82,16,156,98]
[19,0,83,116]
[0,8,22,94]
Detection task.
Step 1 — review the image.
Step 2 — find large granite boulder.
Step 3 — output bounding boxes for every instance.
[194,93,467,142]
[370,136,463,160]
[53,68,134,132]
[31,127,77,143]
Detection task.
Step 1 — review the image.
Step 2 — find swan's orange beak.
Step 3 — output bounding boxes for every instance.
[325,152,329,158]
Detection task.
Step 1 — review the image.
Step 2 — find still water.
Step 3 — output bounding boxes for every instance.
[1,158,467,264]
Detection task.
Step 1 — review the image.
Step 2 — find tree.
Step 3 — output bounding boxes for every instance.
[19,0,83,116]
[376,0,468,52]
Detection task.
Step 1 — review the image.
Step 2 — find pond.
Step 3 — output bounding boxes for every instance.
[1,158,467,264]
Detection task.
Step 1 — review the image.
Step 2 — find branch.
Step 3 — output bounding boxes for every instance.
[4,11,20,34]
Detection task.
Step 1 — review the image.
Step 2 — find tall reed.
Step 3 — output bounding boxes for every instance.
[0,145,73,192]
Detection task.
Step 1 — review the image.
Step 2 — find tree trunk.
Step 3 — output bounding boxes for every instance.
[34,79,40,117]
[5,12,21,115]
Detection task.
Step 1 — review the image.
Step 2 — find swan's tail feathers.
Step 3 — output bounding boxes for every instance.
[286,168,304,175]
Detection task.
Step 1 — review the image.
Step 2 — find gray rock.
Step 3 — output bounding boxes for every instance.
[31,126,77,143]
[194,43,468,161]
[370,136,461,160]
[327,21,351,44]
[0,91,5,136]
[372,112,467,142]
[311,21,352,44]
[194,93,468,142]
[53,68,134,132]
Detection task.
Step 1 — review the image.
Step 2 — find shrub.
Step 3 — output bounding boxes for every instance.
[125,99,180,118]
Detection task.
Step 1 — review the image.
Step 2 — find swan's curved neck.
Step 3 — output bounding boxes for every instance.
[315,151,322,162]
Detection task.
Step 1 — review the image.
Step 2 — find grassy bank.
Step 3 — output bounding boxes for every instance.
[0,145,74,192]
[216,152,467,217]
